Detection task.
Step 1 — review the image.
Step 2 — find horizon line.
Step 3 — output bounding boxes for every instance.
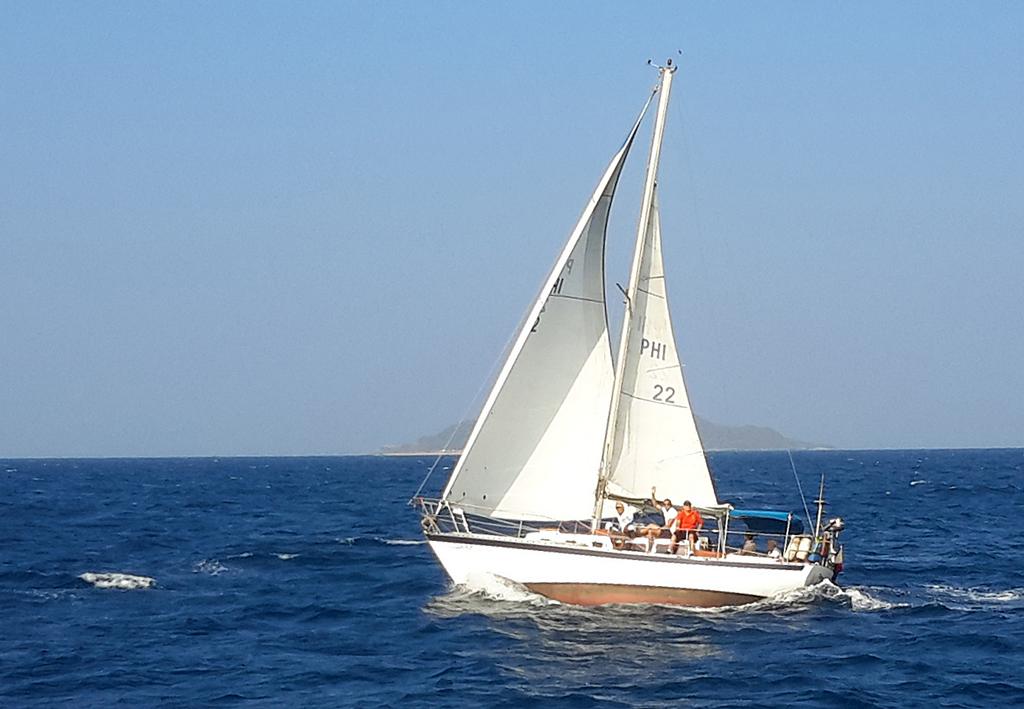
[2,445,1022,461]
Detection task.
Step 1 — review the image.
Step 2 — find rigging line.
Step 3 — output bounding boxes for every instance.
[410,426,459,504]
[675,77,715,276]
[787,449,812,524]
[643,363,681,374]
[674,76,727,377]
[549,293,604,305]
[409,322,522,505]
[619,389,691,409]
[635,286,666,300]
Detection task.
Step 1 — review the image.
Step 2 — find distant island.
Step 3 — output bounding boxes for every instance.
[379,418,826,455]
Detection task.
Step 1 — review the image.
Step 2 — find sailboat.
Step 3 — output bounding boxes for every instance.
[416,60,846,607]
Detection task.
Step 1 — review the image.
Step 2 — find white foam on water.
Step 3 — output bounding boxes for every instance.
[193,559,228,575]
[815,581,907,611]
[453,572,559,606]
[79,572,155,590]
[335,536,424,546]
[764,582,834,607]
[26,589,78,601]
[841,586,907,611]
[910,479,928,486]
[736,581,905,613]
[925,584,1024,606]
[436,576,904,616]
[275,553,299,560]
[712,581,841,614]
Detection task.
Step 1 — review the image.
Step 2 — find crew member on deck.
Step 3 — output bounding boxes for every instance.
[741,533,757,555]
[640,487,676,553]
[612,502,635,532]
[609,501,635,549]
[669,500,703,555]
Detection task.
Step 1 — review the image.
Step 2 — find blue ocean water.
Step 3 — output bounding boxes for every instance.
[1,450,1022,708]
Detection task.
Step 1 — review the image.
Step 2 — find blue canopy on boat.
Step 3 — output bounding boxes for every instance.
[730,509,804,535]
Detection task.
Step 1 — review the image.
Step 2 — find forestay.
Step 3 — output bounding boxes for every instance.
[441,97,653,521]
[605,193,719,507]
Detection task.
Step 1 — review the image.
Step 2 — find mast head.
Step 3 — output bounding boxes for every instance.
[648,56,679,74]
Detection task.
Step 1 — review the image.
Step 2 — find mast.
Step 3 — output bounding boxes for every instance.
[592,60,677,526]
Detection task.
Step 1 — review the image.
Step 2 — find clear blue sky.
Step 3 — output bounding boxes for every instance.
[2,2,1022,456]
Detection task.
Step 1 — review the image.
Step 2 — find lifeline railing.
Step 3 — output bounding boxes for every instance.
[415,497,731,542]
[414,497,840,564]
[414,497,577,538]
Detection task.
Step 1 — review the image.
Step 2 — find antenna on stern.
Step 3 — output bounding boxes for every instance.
[813,472,828,541]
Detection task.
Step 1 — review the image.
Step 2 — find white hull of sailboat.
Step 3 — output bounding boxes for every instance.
[427,533,833,607]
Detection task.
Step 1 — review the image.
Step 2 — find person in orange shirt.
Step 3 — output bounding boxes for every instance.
[669,500,703,555]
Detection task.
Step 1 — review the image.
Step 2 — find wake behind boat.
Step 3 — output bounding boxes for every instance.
[415,60,846,608]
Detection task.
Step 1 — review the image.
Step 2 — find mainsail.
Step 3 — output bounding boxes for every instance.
[604,192,718,507]
[441,96,653,521]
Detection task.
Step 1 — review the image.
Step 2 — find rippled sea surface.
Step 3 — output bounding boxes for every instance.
[2,450,1022,707]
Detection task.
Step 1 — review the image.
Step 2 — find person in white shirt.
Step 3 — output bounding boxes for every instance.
[612,502,635,533]
[766,539,782,560]
[639,487,676,553]
[608,501,636,549]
